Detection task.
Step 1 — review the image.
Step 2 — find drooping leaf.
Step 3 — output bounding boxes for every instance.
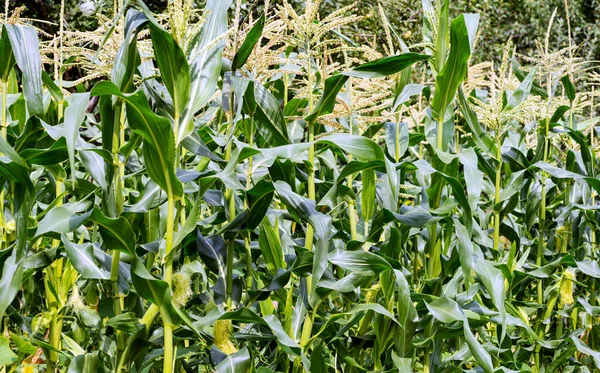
[130,257,180,326]
[0,336,18,365]
[474,259,506,343]
[62,235,111,280]
[35,207,92,237]
[306,53,430,124]
[425,297,464,323]
[463,315,493,373]
[87,208,136,254]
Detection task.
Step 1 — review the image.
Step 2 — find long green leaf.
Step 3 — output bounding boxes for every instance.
[430,14,479,120]
[232,15,265,71]
[91,81,183,198]
[5,24,43,116]
[147,22,190,121]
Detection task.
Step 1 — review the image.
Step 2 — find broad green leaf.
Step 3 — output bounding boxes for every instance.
[12,182,33,263]
[274,181,331,306]
[391,352,412,373]
[130,257,180,327]
[67,352,100,373]
[0,336,17,365]
[576,260,600,278]
[384,121,409,161]
[342,53,430,78]
[318,134,385,162]
[307,53,429,124]
[368,207,440,242]
[0,254,23,322]
[347,303,399,324]
[546,346,579,373]
[425,297,464,323]
[0,134,29,169]
[258,219,285,275]
[10,333,37,355]
[336,160,385,183]
[0,26,16,82]
[64,92,91,182]
[182,131,224,162]
[91,81,183,198]
[431,14,479,120]
[454,219,473,289]
[416,159,473,232]
[253,82,290,146]
[79,146,107,191]
[274,181,331,241]
[392,83,425,112]
[5,24,44,116]
[305,74,348,125]
[148,21,190,122]
[98,95,116,156]
[361,168,376,221]
[35,206,92,237]
[42,70,64,103]
[106,312,144,333]
[182,0,233,140]
[62,235,110,280]
[246,180,275,230]
[125,180,160,213]
[21,138,68,166]
[504,67,536,112]
[111,9,146,93]
[531,161,582,179]
[571,337,600,369]
[263,314,301,355]
[561,75,575,102]
[512,58,547,99]
[87,208,136,254]
[215,346,251,373]
[232,15,265,71]
[62,333,86,356]
[328,250,391,275]
[434,0,449,73]
[458,148,483,211]
[173,200,201,248]
[0,184,32,323]
[311,343,328,373]
[463,315,493,373]
[196,232,226,279]
[318,272,369,293]
[458,87,496,157]
[474,259,506,343]
[579,297,600,317]
[219,307,266,325]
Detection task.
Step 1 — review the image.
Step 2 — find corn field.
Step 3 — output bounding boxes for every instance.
[0,0,600,372]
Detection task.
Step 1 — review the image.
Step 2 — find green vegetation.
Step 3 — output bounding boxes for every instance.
[0,0,599,372]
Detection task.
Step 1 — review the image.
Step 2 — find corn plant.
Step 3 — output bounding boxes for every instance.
[1,1,600,372]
